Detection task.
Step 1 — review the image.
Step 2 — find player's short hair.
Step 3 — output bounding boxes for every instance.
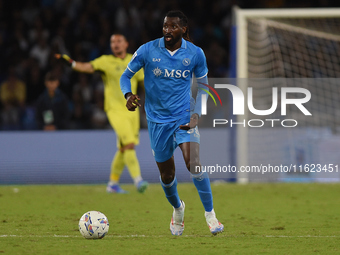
[165,10,188,28]
[45,72,58,81]
[111,33,127,41]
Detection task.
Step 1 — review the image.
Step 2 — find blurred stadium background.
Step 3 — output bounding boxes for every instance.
[1,0,340,184]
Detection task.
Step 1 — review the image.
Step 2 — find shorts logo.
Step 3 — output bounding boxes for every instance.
[187,126,200,138]
[153,67,163,77]
[182,58,190,66]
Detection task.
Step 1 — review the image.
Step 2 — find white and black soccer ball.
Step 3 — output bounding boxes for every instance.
[79,211,109,239]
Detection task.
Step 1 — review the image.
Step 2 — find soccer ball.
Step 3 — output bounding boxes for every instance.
[78,211,109,239]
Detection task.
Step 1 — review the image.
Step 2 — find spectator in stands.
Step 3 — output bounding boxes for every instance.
[70,73,93,129]
[30,36,50,70]
[90,82,108,129]
[0,66,26,130]
[35,71,70,131]
[25,59,44,105]
[0,0,333,131]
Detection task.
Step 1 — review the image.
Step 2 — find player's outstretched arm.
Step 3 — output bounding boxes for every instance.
[55,54,95,74]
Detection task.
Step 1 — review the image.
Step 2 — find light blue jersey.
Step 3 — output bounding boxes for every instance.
[120,37,208,123]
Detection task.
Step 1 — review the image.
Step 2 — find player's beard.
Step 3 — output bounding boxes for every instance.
[164,35,181,48]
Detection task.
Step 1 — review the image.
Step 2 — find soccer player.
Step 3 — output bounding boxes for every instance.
[120,11,224,235]
[56,34,148,194]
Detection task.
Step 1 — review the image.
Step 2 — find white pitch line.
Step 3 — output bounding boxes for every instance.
[0,234,210,238]
[266,235,339,238]
[1,234,339,238]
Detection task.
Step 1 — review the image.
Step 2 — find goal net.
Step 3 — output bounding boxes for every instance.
[232,8,340,182]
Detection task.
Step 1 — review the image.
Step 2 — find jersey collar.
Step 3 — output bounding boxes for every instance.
[159,37,187,49]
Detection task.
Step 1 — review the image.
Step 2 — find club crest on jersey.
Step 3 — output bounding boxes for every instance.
[182,58,191,66]
[153,67,163,77]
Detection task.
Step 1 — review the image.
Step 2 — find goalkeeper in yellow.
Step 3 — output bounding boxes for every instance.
[56,34,148,194]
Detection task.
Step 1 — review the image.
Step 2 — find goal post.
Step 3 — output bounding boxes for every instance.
[235,7,340,79]
[232,7,340,183]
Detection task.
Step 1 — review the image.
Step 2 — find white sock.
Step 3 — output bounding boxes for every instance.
[133,176,143,186]
[205,209,216,218]
[108,180,118,186]
[175,201,184,211]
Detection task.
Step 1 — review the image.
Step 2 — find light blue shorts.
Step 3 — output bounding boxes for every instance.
[147,115,200,163]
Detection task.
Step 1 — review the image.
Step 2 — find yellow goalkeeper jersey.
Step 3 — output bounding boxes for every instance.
[91,54,144,112]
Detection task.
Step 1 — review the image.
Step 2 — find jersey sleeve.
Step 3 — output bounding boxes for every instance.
[127,45,146,74]
[90,56,105,71]
[120,45,146,96]
[193,75,209,117]
[134,69,144,82]
[193,47,208,79]
[192,47,209,117]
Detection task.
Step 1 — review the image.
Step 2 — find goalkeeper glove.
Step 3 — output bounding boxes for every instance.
[55,54,75,68]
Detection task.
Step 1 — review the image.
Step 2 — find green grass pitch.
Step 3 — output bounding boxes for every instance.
[1,183,339,254]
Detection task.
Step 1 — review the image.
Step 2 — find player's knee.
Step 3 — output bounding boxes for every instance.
[161,172,175,184]
[186,157,200,172]
[121,143,135,152]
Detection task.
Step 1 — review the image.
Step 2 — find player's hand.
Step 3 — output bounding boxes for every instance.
[180,113,199,130]
[126,94,141,111]
[55,54,74,67]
